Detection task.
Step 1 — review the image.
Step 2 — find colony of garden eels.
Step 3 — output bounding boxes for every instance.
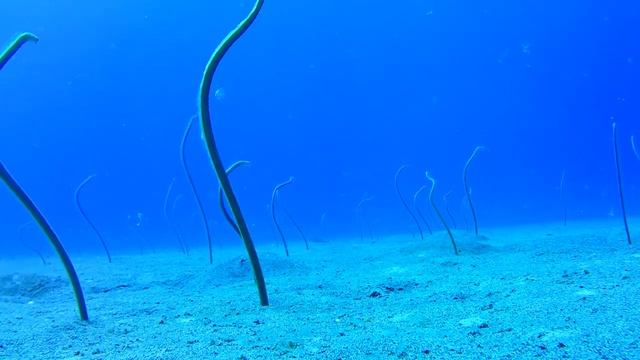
[0,0,268,320]
[0,0,636,324]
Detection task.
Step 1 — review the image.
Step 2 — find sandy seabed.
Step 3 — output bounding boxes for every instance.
[1,219,639,360]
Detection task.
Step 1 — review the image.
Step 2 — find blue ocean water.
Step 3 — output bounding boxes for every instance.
[1,0,639,255]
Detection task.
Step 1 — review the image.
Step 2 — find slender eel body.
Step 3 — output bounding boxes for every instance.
[426,172,459,255]
[463,146,483,236]
[180,116,214,263]
[163,178,188,254]
[271,177,295,256]
[198,0,269,305]
[412,186,433,235]
[612,123,632,244]
[0,32,38,71]
[75,174,112,263]
[2,32,88,320]
[395,165,424,240]
[219,160,251,236]
[1,163,88,320]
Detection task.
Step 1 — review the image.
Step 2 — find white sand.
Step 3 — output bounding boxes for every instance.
[1,219,639,359]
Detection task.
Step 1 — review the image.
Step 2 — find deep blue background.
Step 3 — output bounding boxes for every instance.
[1,0,639,257]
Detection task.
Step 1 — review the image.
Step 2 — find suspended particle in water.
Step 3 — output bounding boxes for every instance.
[214,87,226,101]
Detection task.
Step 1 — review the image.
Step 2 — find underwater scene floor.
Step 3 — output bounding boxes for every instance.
[1,219,639,359]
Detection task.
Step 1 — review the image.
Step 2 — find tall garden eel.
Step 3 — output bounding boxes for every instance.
[2,32,89,320]
[198,0,269,306]
[0,32,38,70]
